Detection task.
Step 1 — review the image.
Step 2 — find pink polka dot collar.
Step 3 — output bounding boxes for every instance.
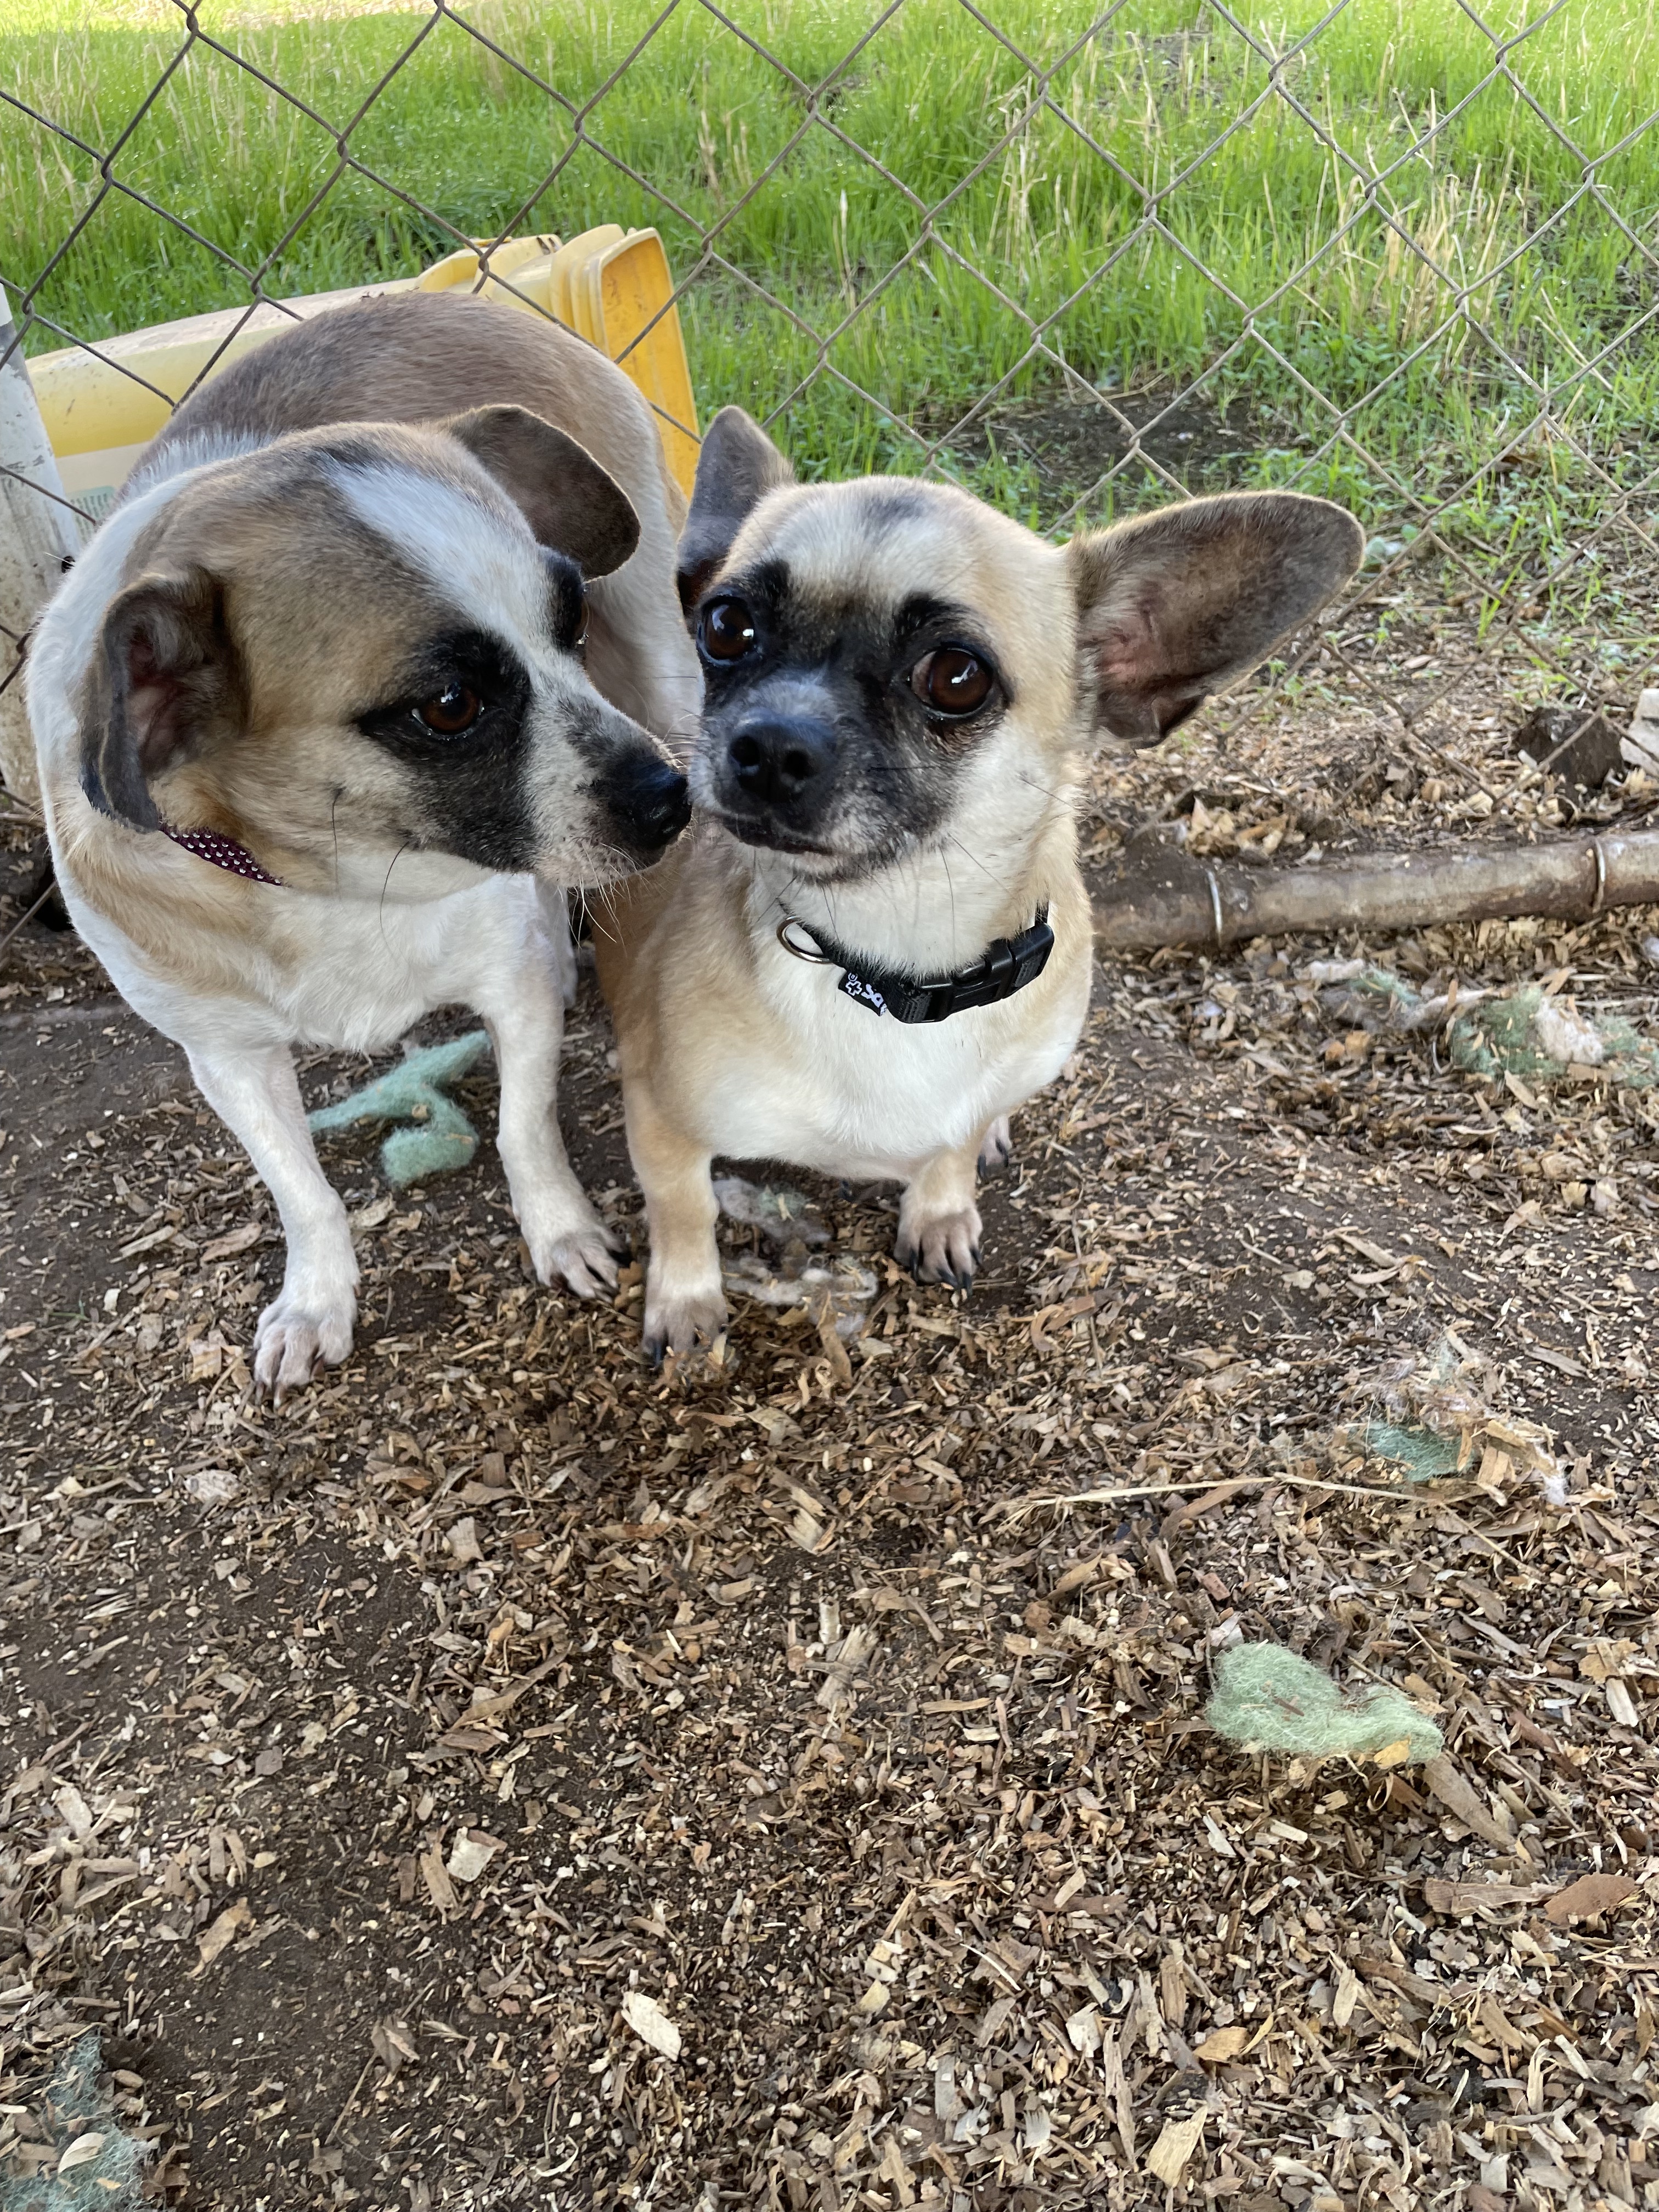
[160,821,284,888]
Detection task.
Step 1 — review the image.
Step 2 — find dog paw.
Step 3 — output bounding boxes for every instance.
[527,1219,623,1301]
[895,1206,982,1291]
[517,1181,623,1299]
[642,1280,729,1364]
[253,1286,355,1402]
[978,1115,1013,1175]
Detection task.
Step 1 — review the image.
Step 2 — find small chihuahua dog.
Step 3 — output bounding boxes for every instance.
[594,409,1362,1357]
[30,293,699,1397]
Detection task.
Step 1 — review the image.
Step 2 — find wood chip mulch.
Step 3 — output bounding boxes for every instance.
[1,627,1657,2211]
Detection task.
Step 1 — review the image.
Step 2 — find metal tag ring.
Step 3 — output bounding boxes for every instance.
[777,918,835,965]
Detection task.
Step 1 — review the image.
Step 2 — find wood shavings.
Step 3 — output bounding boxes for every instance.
[194,1900,250,1969]
[443,1829,504,1883]
[619,1991,681,2061]
[4,794,1659,2206]
[1146,2108,1206,2185]
[1543,1871,1641,1925]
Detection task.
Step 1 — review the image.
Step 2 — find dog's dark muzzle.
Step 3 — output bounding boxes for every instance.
[601,751,692,854]
[711,710,840,843]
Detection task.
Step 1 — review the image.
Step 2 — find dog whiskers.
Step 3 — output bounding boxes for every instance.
[943,833,1019,900]
[1012,770,1073,810]
[377,842,410,946]
[940,844,959,956]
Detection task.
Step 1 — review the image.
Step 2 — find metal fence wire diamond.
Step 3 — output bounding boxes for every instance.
[3,0,1658,814]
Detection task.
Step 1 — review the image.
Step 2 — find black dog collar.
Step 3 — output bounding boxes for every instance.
[777,906,1054,1024]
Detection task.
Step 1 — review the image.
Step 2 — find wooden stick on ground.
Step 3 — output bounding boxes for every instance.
[1090,826,1659,951]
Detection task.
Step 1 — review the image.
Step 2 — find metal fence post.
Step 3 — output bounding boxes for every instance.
[0,282,77,808]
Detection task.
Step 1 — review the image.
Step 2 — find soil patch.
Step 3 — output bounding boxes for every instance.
[2,761,1657,2208]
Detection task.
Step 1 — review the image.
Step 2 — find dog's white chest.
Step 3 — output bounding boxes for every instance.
[269,878,553,1051]
[699,956,1080,1180]
[66,870,552,1060]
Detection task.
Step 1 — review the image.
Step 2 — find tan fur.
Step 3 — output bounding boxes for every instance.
[30,293,702,1398]
[144,290,686,533]
[596,809,1094,1141]
[593,416,1362,1357]
[142,292,693,742]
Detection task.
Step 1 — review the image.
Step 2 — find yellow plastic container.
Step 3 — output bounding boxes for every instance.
[548,224,625,332]
[29,227,699,523]
[584,230,701,500]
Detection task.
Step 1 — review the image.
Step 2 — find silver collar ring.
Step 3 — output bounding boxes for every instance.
[777,918,835,964]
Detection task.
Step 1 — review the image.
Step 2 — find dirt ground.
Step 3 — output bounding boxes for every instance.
[2,614,1658,2211]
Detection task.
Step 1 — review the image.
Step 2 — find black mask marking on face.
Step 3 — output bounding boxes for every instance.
[693,573,1009,870]
[356,628,539,872]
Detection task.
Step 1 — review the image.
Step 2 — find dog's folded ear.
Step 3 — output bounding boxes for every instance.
[441,404,639,578]
[676,406,795,617]
[1068,492,1363,745]
[80,567,244,831]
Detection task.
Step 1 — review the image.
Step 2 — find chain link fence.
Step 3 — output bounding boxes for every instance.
[3,0,1657,855]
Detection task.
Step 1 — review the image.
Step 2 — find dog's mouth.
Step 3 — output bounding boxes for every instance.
[713,814,921,888]
[714,814,838,860]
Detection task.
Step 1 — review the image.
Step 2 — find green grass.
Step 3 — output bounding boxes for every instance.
[3,0,1657,579]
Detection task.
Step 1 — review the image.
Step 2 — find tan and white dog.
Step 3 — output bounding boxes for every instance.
[594,409,1362,1358]
[28,291,701,1397]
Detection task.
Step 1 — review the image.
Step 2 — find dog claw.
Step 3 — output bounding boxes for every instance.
[252,1285,355,1402]
[977,1115,1013,1175]
[896,1207,982,1293]
[526,1220,620,1300]
[642,1284,729,1362]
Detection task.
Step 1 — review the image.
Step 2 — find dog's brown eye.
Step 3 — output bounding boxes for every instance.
[701,597,758,663]
[415,682,481,735]
[911,645,995,718]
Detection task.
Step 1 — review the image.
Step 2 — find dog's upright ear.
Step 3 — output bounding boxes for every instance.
[676,406,795,617]
[80,567,244,831]
[1067,492,1363,745]
[442,404,640,578]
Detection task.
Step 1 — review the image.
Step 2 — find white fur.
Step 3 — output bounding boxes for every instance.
[28,433,616,1401]
[328,459,550,662]
[47,848,607,1399]
[618,822,1091,1358]
[704,881,1082,1182]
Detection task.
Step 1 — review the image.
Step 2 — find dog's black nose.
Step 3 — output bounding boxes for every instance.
[614,755,691,849]
[727,715,836,806]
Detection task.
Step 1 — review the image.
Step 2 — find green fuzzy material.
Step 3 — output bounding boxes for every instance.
[1344,967,1425,1016]
[307,1032,490,1184]
[1449,985,1659,1089]
[0,2033,146,2211]
[1205,1644,1443,1764]
[1357,1420,1465,1480]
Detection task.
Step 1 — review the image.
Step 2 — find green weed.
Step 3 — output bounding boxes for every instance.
[2,0,1655,573]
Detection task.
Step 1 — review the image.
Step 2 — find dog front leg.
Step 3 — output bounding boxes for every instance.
[482,997,620,1302]
[896,1132,985,1291]
[186,1041,358,1401]
[534,881,579,1011]
[627,1085,725,1361]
